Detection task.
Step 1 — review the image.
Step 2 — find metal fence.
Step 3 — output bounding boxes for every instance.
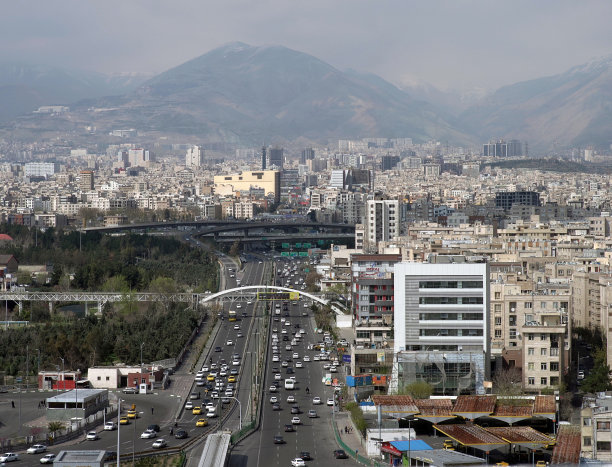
[332,420,382,467]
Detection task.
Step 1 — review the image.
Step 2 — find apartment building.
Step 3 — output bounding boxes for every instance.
[185,145,204,168]
[391,256,489,395]
[365,199,399,253]
[214,170,280,203]
[581,394,612,461]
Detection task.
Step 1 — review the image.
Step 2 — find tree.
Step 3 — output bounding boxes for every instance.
[305,271,322,293]
[101,276,129,293]
[50,264,63,286]
[48,421,65,433]
[397,381,434,399]
[229,240,240,257]
[493,367,523,396]
[148,277,178,294]
[582,348,612,393]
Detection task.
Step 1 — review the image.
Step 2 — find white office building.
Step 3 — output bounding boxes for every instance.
[24,162,59,178]
[365,199,399,252]
[391,257,490,395]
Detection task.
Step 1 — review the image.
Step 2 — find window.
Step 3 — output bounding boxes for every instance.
[495,316,502,326]
[509,329,517,339]
[97,376,101,381]
[540,334,547,341]
[540,377,547,385]
[494,329,502,338]
[550,377,559,386]
[550,362,559,372]
[541,302,547,309]
[495,292,501,300]
[106,376,110,381]
[494,304,502,312]
[541,348,547,356]
[584,418,592,426]
[528,377,535,385]
[528,347,535,355]
[509,316,516,326]
[541,363,547,371]
[597,421,611,431]
[525,302,532,309]
[528,362,534,371]
[583,436,591,447]
[528,334,534,341]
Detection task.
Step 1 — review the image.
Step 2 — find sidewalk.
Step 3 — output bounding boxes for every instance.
[334,411,369,460]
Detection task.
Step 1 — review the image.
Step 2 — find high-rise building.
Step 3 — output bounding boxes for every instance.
[381,155,400,171]
[301,148,315,164]
[261,146,267,170]
[79,170,94,192]
[483,139,523,157]
[185,145,204,168]
[268,147,283,169]
[24,162,59,178]
[495,191,540,210]
[365,199,399,252]
[391,257,490,395]
[128,148,152,167]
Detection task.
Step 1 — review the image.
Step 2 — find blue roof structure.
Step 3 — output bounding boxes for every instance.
[391,440,432,451]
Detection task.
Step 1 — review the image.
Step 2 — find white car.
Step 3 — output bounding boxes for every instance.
[86,431,98,440]
[292,352,299,359]
[225,389,233,397]
[312,397,322,405]
[201,365,209,372]
[295,361,303,368]
[185,401,194,410]
[219,369,228,377]
[152,438,167,449]
[313,355,321,361]
[27,445,47,454]
[0,453,19,463]
[291,416,301,425]
[270,385,277,392]
[141,429,157,439]
[285,321,291,327]
[274,373,282,380]
[327,398,335,406]
[270,396,278,403]
[226,339,234,346]
[232,360,240,366]
[281,361,289,368]
[303,355,311,362]
[272,355,280,362]
[287,395,296,403]
[330,366,337,373]
[291,458,306,467]
[39,453,56,464]
[233,325,240,330]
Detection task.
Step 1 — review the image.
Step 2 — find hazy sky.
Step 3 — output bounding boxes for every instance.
[2,0,612,92]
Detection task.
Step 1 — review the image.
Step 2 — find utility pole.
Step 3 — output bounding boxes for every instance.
[26,345,29,391]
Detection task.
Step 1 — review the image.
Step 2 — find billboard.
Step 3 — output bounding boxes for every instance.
[257,291,300,301]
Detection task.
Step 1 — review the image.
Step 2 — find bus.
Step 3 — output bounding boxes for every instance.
[228,311,237,322]
[284,378,295,390]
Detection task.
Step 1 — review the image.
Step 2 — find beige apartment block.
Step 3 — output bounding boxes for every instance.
[213,170,280,203]
[581,400,612,461]
[490,276,570,392]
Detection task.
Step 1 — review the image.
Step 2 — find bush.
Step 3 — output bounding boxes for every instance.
[345,402,367,435]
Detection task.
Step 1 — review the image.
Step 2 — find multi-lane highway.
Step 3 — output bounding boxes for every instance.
[229,258,358,467]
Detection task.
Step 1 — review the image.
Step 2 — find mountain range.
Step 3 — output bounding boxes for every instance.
[2,43,612,152]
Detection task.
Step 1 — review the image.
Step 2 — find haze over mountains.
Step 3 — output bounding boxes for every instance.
[2,43,612,152]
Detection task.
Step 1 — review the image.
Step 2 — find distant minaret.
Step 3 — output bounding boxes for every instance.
[261,145,267,170]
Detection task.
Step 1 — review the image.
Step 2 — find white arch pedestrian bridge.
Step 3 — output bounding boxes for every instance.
[201,285,328,306]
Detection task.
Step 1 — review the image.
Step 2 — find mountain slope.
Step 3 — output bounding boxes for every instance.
[0,63,150,122]
[460,55,612,151]
[102,42,474,144]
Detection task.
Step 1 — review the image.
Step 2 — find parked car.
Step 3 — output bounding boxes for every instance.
[122,387,138,394]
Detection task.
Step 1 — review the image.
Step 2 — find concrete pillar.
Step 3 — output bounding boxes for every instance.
[48,301,53,314]
[18,301,23,316]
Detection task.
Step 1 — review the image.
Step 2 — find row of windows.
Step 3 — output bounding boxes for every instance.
[526,347,559,356]
[526,362,560,371]
[420,329,483,337]
[419,281,483,289]
[527,376,559,386]
[419,297,483,305]
[419,313,483,321]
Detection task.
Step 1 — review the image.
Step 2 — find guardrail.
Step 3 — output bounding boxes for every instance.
[332,420,382,467]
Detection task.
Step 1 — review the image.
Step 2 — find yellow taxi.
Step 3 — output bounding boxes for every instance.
[127,410,137,419]
[536,462,547,467]
[119,416,129,425]
[195,418,208,427]
[207,374,215,382]
[228,376,236,383]
[192,406,202,415]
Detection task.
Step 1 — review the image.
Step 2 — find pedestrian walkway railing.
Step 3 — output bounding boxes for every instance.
[332,419,383,467]
[230,420,256,444]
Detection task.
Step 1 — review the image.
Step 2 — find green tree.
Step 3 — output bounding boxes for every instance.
[101,276,129,293]
[48,421,65,433]
[229,240,241,257]
[50,264,63,286]
[582,348,612,393]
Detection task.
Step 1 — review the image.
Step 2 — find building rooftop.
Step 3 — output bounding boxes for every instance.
[452,396,497,417]
[55,450,106,462]
[47,389,107,402]
[408,449,487,465]
[550,424,580,465]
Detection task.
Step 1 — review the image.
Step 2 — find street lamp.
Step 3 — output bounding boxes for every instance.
[117,399,123,467]
[226,397,242,430]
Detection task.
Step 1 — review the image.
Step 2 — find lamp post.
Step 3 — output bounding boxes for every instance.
[226,397,242,430]
[35,349,40,383]
[117,399,122,467]
[59,357,65,390]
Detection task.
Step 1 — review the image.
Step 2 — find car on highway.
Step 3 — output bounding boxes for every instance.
[226,339,234,346]
[284,424,295,432]
[119,416,129,425]
[230,368,239,375]
[272,355,280,362]
[237,332,243,337]
[272,403,281,411]
[192,406,202,415]
[295,361,303,368]
[291,405,300,414]
[274,373,282,380]
[233,325,240,330]
[185,401,194,410]
[269,385,277,392]
[299,451,312,461]
[228,375,237,383]
[270,396,278,403]
[141,429,157,439]
[196,418,208,427]
[308,409,318,418]
[312,396,322,405]
[0,453,19,463]
[190,392,199,400]
[334,449,349,459]
[293,352,299,359]
[86,431,99,441]
[215,346,222,352]
[291,458,306,467]
[281,361,289,367]
[148,424,161,432]
[152,439,167,449]
[291,416,301,425]
[287,395,296,403]
[27,445,47,454]
[327,398,335,406]
[273,435,285,444]
[175,429,188,439]
[39,453,56,464]
[104,421,117,431]
[232,359,240,366]
[303,355,310,362]
[211,391,219,399]
[330,366,338,373]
